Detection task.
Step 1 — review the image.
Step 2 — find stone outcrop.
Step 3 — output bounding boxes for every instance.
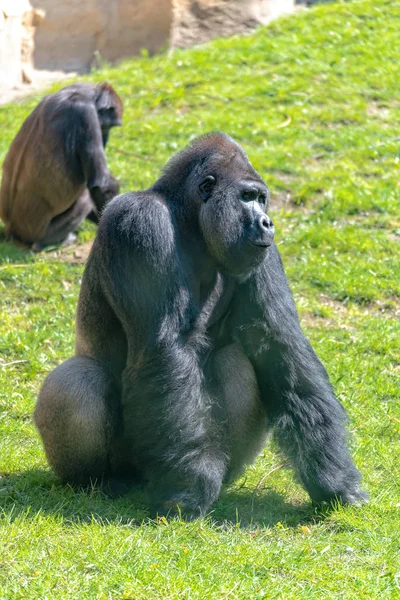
[27,0,173,72]
[171,0,295,49]
[0,0,296,94]
[0,1,31,86]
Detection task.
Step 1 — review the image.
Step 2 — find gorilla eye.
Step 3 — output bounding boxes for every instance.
[98,108,114,117]
[242,189,258,202]
[199,176,216,202]
[259,193,267,204]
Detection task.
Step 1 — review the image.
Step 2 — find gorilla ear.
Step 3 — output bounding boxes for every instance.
[95,83,115,110]
[199,176,216,202]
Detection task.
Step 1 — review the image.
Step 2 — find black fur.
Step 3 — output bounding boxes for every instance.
[35,133,367,517]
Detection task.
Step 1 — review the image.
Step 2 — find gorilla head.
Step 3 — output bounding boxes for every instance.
[155,133,274,276]
[94,83,123,147]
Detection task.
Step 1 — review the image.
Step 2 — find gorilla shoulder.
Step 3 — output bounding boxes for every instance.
[99,192,176,262]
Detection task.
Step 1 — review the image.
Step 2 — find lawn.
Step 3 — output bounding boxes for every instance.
[0,0,399,598]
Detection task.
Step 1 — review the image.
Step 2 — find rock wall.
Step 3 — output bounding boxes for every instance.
[0,0,296,91]
[0,1,31,86]
[27,0,173,72]
[171,0,295,49]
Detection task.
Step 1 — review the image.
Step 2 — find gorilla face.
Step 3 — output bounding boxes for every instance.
[199,167,274,276]
[95,85,123,148]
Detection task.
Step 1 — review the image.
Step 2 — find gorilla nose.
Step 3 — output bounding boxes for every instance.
[257,214,274,233]
[255,214,274,247]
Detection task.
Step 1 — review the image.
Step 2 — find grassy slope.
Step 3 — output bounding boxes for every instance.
[0,0,399,597]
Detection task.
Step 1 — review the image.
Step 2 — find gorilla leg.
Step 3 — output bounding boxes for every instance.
[34,356,122,486]
[33,191,95,250]
[208,343,269,482]
[143,344,267,517]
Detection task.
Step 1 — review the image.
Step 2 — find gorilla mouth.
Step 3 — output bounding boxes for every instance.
[250,241,272,248]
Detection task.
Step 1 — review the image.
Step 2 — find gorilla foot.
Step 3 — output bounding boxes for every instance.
[336,487,369,506]
[312,487,369,508]
[61,232,77,247]
[31,232,76,252]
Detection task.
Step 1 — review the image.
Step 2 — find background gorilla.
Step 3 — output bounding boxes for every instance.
[34,133,367,518]
[0,82,122,251]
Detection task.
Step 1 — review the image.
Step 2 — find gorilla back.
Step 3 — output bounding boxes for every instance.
[35,133,367,518]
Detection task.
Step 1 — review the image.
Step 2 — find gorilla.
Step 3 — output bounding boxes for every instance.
[0,82,123,251]
[34,133,367,518]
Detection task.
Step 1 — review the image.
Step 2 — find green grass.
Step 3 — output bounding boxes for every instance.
[0,0,399,597]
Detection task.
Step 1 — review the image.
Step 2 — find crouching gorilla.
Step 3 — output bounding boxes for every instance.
[34,133,367,518]
[0,82,122,250]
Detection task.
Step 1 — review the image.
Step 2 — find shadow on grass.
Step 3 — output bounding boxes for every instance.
[0,229,34,265]
[1,468,325,529]
[0,469,149,525]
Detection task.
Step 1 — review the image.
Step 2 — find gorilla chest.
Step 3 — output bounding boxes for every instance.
[186,273,234,335]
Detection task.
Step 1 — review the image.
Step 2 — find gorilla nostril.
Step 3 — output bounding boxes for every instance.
[259,215,273,231]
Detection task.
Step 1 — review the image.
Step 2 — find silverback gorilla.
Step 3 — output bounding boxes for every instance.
[34,133,367,518]
[0,82,122,250]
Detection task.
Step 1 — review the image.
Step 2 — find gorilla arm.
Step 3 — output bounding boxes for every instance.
[230,244,367,505]
[78,102,119,221]
[87,193,226,516]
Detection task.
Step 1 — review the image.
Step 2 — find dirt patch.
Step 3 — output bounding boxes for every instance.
[300,300,355,331]
[300,293,400,329]
[271,170,296,185]
[0,69,74,105]
[318,293,400,318]
[389,231,400,243]
[271,190,293,209]
[366,102,391,119]
[359,298,400,319]
[52,240,93,264]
